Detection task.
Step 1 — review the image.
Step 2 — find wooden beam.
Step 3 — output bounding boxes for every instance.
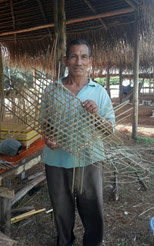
[119,59,123,103]
[0,177,11,236]
[0,187,14,199]
[10,0,16,43]
[106,62,111,97]
[125,0,137,10]
[83,0,107,30]
[132,19,140,139]
[54,0,66,77]
[11,174,45,206]
[0,155,41,181]
[0,45,4,121]
[37,0,52,38]
[132,0,139,5]
[11,208,46,224]
[11,206,34,214]
[0,7,134,37]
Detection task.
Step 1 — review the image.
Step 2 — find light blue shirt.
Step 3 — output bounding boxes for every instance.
[42,78,115,168]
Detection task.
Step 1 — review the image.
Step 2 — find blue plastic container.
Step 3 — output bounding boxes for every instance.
[150,217,154,234]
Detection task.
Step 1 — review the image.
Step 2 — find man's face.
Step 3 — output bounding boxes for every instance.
[64,44,92,77]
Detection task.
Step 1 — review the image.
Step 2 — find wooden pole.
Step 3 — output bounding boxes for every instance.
[0,8,134,37]
[119,59,123,103]
[83,0,107,30]
[54,0,66,78]
[132,19,140,139]
[124,0,137,10]
[33,68,36,90]
[149,78,151,94]
[11,174,45,206]
[0,45,4,120]
[0,177,12,236]
[106,62,111,97]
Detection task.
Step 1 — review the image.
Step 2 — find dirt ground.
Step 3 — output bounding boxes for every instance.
[10,105,154,246]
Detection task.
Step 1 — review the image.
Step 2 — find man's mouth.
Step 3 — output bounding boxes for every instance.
[74,66,83,71]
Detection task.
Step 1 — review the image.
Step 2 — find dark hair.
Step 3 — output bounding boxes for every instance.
[66,39,91,58]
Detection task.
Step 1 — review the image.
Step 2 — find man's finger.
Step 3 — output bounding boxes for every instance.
[82,100,92,107]
[84,103,98,112]
[47,144,59,150]
[45,139,59,149]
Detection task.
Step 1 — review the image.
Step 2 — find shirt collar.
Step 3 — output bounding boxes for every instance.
[59,77,97,87]
[88,78,97,87]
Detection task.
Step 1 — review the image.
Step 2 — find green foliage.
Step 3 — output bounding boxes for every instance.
[136,136,154,145]
[95,77,106,86]
[95,77,150,87]
[110,76,120,85]
[4,66,33,89]
[138,78,149,84]
[95,76,130,86]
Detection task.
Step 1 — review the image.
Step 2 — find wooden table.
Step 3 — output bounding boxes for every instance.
[0,138,45,236]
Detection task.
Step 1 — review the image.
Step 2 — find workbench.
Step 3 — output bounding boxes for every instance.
[0,138,45,236]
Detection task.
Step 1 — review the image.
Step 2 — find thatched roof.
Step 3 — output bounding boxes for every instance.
[0,0,153,71]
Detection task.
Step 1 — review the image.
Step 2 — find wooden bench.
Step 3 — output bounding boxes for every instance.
[0,138,45,235]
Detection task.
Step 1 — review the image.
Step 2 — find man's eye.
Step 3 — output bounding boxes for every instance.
[82,56,88,59]
[70,55,76,58]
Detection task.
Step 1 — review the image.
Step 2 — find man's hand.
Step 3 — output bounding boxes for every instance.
[82,100,98,114]
[45,138,59,150]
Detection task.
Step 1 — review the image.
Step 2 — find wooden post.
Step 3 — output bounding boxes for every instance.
[0,8,134,38]
[0,45,4,120]
[54,0,66,78]
[149,78,151,94]
[106,62,111,97]
[132,19,140,139]
[0,177,12,236]
[33,68,36,89]
[92,64,95,81]
[119,59,123,103]
[130,78,132,86]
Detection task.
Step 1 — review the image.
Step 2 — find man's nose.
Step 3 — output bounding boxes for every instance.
[76,57,82,65]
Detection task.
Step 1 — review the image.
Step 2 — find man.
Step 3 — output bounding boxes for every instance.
[42,39,115,246]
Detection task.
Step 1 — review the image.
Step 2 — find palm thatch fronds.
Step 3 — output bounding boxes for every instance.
[0,0,153,72]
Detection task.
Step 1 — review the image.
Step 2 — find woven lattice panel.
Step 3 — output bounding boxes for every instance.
[3,71,120,165]
[3,71,151,190]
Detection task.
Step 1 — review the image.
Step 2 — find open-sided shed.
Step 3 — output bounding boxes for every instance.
[0,0,153,135]
[0,0,153,67]
[0,0,154,240]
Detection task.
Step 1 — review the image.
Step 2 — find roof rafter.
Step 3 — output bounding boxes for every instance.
[0,7,134,37]
[83,0,108,30]
[36,0,52,38]
[125,0,137,10]
[10,0,16,43]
